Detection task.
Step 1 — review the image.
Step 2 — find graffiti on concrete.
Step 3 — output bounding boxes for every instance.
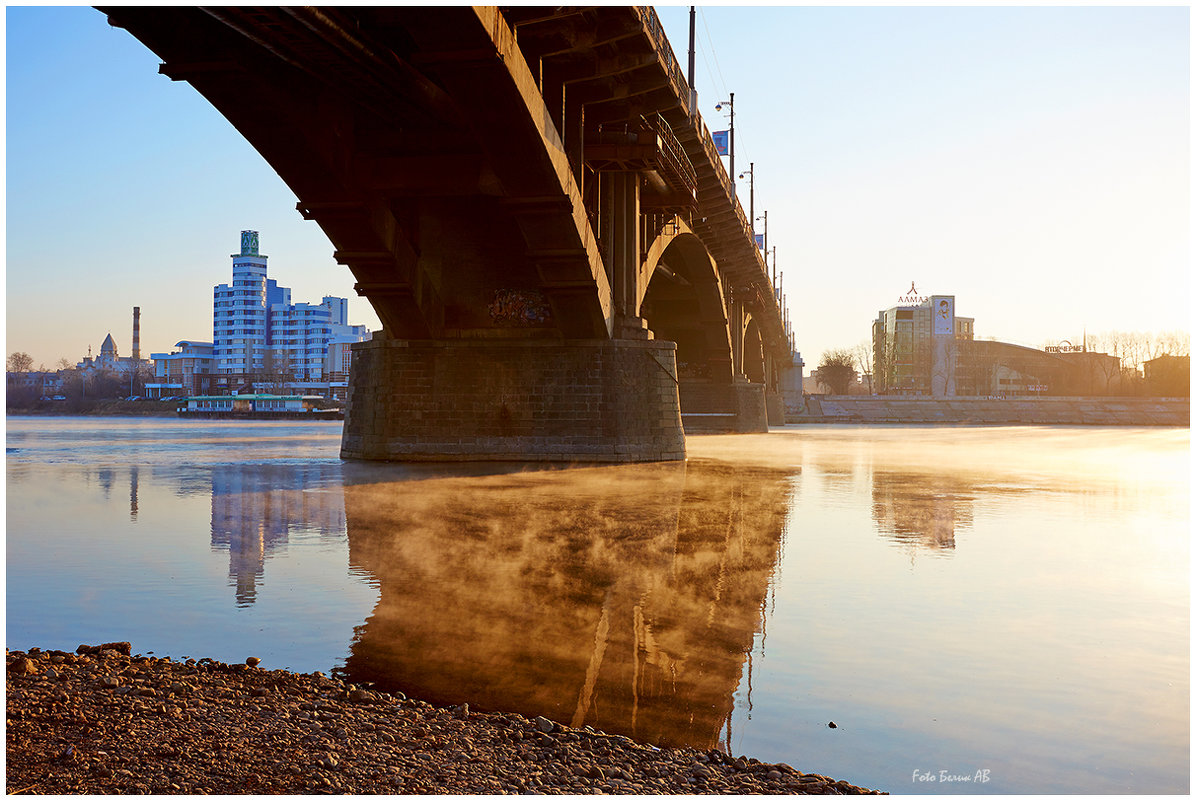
[489,289,553,327]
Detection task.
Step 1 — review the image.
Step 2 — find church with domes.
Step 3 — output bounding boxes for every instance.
[76,308,147,378]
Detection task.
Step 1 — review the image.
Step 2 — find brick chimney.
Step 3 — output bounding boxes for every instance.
[132,306,141,361]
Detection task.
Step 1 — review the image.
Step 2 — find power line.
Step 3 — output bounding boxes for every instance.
[697,7,730,102]
[695,8,757,200]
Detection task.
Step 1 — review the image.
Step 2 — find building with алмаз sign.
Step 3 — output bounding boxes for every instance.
[872,288,973,396]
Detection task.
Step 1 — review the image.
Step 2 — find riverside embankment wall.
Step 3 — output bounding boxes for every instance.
[792,396,1189,426]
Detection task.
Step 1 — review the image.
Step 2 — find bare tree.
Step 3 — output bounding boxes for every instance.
[7,352,34,373]
[1155,330,1190,358]
[1090,330,1192,373]
[260,349,295,393]
[55,357,73,371]
[852,341,874,394]
[1091,355,1122,395]
[874,336,902,394]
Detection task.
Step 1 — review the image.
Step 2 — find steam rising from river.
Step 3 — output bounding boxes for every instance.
[687,426,1188,490]
[340,459,793,750]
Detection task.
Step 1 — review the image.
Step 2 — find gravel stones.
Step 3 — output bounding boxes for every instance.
[8,658,36,676]
[7,644,884,795]
[348,688,376,704]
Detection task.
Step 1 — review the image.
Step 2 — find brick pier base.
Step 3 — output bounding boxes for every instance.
[677,379,770,433]
[341,338,686,462]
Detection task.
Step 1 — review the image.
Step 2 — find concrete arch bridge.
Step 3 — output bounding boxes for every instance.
[100,6,801,461]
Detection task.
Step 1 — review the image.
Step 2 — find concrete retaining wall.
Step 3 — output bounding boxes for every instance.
[793,396,1189,426]
[341,338,686,462]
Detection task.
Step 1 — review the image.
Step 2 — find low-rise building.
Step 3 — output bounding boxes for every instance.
[955,340,1122,397]
[1143,354,1190,397]
[6,370,64,398]
[146,340,215,398]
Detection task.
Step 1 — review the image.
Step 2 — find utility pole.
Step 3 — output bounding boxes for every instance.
[728,92,734,197]
[687,7,697,113]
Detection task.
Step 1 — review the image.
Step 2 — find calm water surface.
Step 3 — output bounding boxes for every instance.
[6,417,1188,794]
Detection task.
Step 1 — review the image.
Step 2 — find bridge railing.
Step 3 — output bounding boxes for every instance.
[646,113,697,199]
[638,7,691,118]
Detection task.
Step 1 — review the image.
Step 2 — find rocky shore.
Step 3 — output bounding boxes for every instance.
[7,644,883,795]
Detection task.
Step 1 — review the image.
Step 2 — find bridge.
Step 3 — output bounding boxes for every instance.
[100,6,800,462]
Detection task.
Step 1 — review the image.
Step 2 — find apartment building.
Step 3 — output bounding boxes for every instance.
[146,340,215,398]
[212,231,370,396]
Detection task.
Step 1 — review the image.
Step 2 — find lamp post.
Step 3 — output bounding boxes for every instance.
[756,210,768,270]
[715,93,734,198]
[739,163,754,234]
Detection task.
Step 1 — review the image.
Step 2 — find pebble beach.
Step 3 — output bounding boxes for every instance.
[6,643,883,795]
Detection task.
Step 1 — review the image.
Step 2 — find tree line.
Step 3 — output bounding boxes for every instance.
[7,351,155,409]
[6,352,75,373]
[812,330,1190,396]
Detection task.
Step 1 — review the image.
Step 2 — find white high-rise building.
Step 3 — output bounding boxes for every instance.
[213,231,269,389]
[213,231,369,395]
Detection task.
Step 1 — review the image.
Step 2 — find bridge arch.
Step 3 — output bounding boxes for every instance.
[102,6,789,454]
[639,223,733,382]
[742,316,765,384]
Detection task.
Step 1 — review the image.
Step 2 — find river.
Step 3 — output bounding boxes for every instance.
[5,416,1188,794]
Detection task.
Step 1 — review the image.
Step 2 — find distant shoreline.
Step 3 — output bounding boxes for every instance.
[9,396,1190,428]
[7,408,178,418]
[790,395,1189,427]
[6,400,179,417]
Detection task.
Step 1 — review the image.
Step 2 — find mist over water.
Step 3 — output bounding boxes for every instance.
[6,417,1188,794]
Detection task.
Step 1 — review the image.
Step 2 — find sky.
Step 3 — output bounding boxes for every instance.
[6,5,1191,370]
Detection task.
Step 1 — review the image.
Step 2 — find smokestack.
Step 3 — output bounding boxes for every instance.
[132,306,141,361]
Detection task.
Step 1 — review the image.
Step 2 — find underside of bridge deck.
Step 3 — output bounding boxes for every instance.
[100,6,792,459]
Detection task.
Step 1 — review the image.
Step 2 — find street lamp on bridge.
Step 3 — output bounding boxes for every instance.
[772,246,778,296]
[738,162,755,237]
[756,210,768,271]
[714,94,734,198]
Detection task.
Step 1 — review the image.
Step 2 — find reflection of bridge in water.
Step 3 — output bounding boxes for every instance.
[341,460,794,751]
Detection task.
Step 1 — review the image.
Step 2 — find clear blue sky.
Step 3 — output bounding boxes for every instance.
[6,6,1190,369]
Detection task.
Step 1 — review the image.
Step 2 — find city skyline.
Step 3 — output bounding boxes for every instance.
[7,6,1190,369]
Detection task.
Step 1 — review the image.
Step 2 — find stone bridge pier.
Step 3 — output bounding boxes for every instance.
[341,337,686,462]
